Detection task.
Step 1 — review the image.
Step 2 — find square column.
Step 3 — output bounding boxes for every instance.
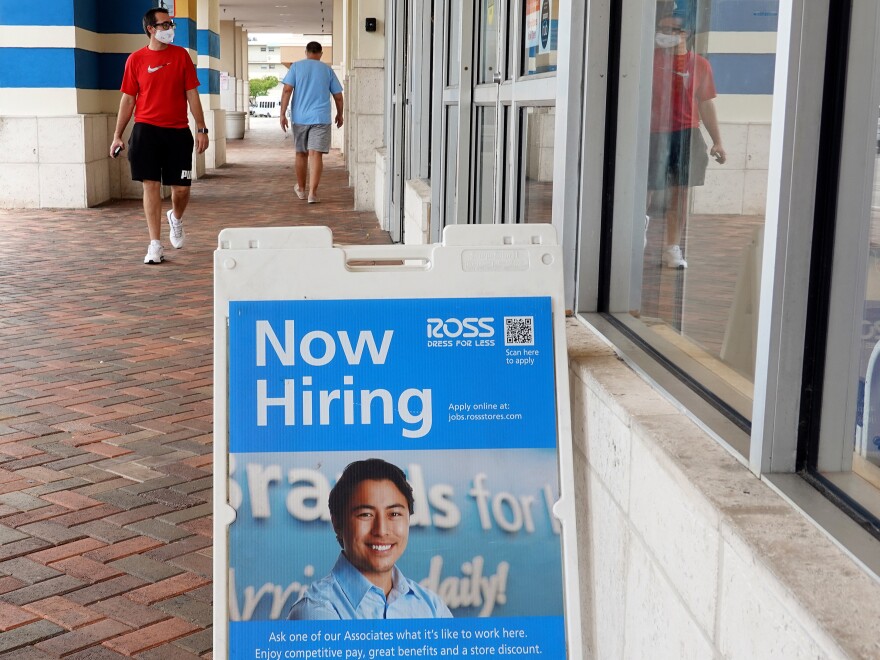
[197,0,226,169]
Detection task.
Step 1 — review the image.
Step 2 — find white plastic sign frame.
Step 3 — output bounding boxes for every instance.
[213,225,582,659]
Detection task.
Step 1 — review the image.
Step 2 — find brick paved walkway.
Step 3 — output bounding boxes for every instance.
[0,119,389,659]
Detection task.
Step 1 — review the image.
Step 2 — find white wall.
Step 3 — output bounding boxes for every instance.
[248,64,286,81]
[346,59,384,210]
[350,0,385,62]
[0,114,125,208]
[333,0,345,67]
[693,121,770,216]
[402,178,431,244]
[374,147,387,226]
[220,20,247,113]
[248,44,283,64]
[567,319,880,659]
[343,0,385,210]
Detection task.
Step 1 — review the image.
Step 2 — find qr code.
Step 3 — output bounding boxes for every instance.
[504,316,534,346]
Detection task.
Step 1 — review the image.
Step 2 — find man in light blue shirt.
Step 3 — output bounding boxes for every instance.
[287,459,453,620]
[279,41,344,204]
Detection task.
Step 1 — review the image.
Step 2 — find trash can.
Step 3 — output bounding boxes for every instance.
[226,111,246,140]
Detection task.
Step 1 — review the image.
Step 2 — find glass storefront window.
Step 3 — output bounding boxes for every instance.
[811,0,880,538]
[444,109,459,225]
[447,0,461,86]
[521,107,555,223]
[842,106,880,512]
[611,1,778,427]
[440,1,555,230]
[479,0,499,83]
[522,0,558,75]
[475,107,497,224]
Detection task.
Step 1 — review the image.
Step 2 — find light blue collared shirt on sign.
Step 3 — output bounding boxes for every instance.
[287,553,453,620]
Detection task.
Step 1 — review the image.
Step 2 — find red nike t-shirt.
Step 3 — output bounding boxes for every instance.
[650,50,717,133]
[120,45,200,129]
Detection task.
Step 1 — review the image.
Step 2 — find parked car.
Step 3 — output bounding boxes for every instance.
[251,99,281,118]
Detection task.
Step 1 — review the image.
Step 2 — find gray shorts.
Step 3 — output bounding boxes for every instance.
[292,123,331,153]
[647,128,709,190]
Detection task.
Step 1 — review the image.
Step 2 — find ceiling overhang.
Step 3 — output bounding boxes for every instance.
[219,0,332,35]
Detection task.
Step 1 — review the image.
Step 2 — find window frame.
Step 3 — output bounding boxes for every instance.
[814,0,880,473]
[572,0,880,574]
[801,0,880,543]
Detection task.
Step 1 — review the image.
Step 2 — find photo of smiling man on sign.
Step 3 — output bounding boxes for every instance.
[287,459,452,620]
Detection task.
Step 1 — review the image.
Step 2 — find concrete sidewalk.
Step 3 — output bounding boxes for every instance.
[0,119,389,659]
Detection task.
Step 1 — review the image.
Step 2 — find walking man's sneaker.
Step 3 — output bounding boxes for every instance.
[663,244,687,269]
[144,242,164,264]
[167,209,185,249]
[308,194,319,204]
[294,184,307,200]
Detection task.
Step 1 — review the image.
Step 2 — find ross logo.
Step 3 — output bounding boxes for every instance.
[147,64,169,73]
[426,317,494,339]
[180,170,192,180]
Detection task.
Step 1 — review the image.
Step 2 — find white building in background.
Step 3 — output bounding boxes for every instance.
[247,33,334,91]
[247,40,285,82]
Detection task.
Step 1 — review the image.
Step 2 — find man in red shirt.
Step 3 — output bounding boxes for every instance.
[647,12,726,269]
[110,8,209,264]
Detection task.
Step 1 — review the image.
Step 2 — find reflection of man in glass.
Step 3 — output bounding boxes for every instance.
[287,458,452,620]
[648,11,726,269]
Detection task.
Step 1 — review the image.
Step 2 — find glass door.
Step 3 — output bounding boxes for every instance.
[519,105,556,224]
[436,0,471,230]
[438,0,559,229]
[472,0,559,223]
[471,0,504,224]
[386,0,408,242]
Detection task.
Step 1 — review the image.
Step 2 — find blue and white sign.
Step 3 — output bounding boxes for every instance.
[226,296,565,657]
[228,298,556,452]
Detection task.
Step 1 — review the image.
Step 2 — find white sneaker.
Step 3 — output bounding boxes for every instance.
[144,243,164,264]
[167,210,185,249]
[663,245,687,269]
[644,215,650,248]
[308,194,319,204]
[294,184,307,200]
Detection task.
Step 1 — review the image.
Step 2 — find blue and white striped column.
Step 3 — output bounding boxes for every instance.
[196,0,225,170]
[0,0,225,208]
[691,4,778,216]
[0,1,159,207]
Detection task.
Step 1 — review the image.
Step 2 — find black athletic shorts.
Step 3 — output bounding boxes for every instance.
[647,127,709,190]
[128,122,194,187]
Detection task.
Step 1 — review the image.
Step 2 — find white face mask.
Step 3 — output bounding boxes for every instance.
[155,27,175,44]
[655,32,680,49]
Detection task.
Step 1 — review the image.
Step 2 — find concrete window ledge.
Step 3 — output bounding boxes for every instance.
[374,147,387,227]
[403,178,431,245]
[565,318,880,659]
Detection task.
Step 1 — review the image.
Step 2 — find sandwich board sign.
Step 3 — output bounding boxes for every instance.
[213,225,582,659]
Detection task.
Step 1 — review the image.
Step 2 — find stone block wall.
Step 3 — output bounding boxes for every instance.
[567,319,880,659]
[346,60,385,211]
[0,114,117,208]
[692,121,770,216]
[0,112,221,209]
[332,65,346,153]
[374,147,387,227]
[525,108,556,184]
[203,109,227,171]
[403,178,431,245]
